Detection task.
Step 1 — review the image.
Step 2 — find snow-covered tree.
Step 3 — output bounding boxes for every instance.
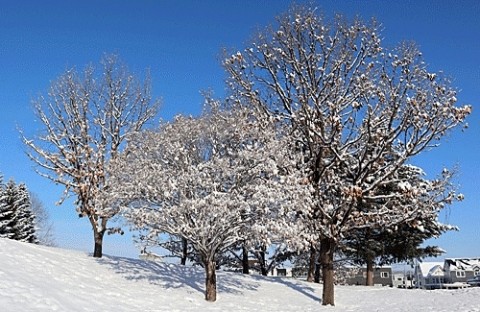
[223,6,471,305]
[12,183,38,244]
[0,179,16,239]
[104,104,310,301]
[214,242,251,273]
[0,179,38,243]
[252,243,296,276]
[22,55,160,257]
[341,166,461,285]
[137,232,192,265]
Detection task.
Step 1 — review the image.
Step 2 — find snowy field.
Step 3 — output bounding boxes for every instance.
[1,239,479,312]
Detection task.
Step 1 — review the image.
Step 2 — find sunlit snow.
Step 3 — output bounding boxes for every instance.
[1,239,478,311]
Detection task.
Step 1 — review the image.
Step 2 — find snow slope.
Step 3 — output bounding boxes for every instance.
[0,238,479,311]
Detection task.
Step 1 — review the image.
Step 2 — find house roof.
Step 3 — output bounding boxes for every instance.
[444,258,480,271]
[343,265,392,269]
[417,262,444,278]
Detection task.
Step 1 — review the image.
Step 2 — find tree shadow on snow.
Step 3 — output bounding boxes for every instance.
[248,275,322,303]
[96,256,261,297]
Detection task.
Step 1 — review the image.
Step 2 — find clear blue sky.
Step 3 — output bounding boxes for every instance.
[0,0,479,260]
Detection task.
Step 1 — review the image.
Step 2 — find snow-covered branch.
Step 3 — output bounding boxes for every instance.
[21,55,160,257]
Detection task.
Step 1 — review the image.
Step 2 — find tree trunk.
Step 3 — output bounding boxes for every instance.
[242,243,250,274]
[205,259,217,302]
[365,256,374,286]
[93,230,104,258]
[181,237,188,265]
[320,238,336,306]
[259,250,268,276]
[90,216,107,258]
[307,244,316,282]
[314,258,321,283]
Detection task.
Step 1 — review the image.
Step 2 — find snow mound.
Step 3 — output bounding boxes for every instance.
[1,238,479,311]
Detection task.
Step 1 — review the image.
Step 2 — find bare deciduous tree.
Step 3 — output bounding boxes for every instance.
[29,192,56,247]
[22,55,160,258]
[223,6,471,305]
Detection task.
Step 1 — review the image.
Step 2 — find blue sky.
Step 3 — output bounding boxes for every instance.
[0,0,479,260]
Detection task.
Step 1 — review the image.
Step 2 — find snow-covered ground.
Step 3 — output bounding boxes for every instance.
[1,239,479,311]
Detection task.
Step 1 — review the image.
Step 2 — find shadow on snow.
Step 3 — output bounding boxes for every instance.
[96,255,259,296]
[97,255,320,303]
[248,274,321,303]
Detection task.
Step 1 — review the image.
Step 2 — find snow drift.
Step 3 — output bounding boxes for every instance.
[0,239,478,311]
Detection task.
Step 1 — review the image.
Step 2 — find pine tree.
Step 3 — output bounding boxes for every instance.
[13,183,38,244]
[0,180,17,239]
[0,178,38,243]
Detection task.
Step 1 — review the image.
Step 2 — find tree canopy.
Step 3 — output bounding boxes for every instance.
[22,55,160,257]
[223,5,471,305]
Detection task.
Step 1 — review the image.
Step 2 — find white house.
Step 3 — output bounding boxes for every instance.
[414,261,445,289]
[414,258,480,289]
[444,258,480,284]
[268,266,293,277]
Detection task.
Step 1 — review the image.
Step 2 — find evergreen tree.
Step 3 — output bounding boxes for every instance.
[13,183,38,244]
[0,180,17,239]
[0,178,38,243]
[341,166,459,285]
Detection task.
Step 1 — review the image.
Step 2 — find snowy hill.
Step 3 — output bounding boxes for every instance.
[1,239,479,311]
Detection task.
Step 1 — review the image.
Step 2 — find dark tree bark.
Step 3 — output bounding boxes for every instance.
[314,259,321,283]
[307,244,316,282]
[181,237,188,265]
[242,243,250,274]
[91,216,106,258]
[320,237,336,306]
[258,250,268,276]
[365,256,374,286]
[93,235,104,258]
[205,259,217,302]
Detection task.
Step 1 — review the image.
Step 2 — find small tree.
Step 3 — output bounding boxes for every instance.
[30,192,56,246]
[223,6,471,305]
[22,55,160,257]
[105,105,309,301]
[0,179,16,239]
[137,232,192,265]
[12,183,38,244]
[0,179,38,243]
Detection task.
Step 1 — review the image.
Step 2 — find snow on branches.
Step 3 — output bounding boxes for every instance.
[223,5,471,306]
[21,55,160,257]
[104,103,311,301]
[0,178,38,244]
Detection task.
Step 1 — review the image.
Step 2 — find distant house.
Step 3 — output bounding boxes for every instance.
[343,266,393,286]
[393,271,415,288]
[268,266,293,277]
[414,258,480,289]
[414,262,445,289]
[444,258,480,284]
